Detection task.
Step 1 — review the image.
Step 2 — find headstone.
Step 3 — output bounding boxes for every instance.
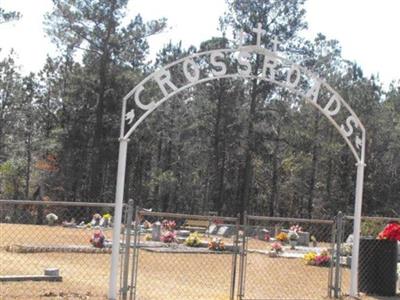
[297,232,310,246]
[257,229,270,241]
[346,234,354,244]
[152,221,161,241]
[206,224,218,235]
[44,268,59,277]
[176,230,190,237]
[217,225,236,237]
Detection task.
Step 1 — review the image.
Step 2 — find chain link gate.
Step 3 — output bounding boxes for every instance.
[120,209,347,300]
[120,209,240,300]
[237,213,338,300]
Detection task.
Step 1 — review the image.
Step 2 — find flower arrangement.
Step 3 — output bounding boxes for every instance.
[162,219,176,231]
[304,251,317,264]
[304,249,331,267]
[103,213,112,221]
[290,224,303,233]
[270,242,283,253]
[185,232,202,247]
[208,237,225,251]
[340,243,352,256]
[275,232,288,242]
[90,227,105,248]
[160,230,176,243]
[46,213,58,225]
[378,221,400,241]
[269,241,283,257]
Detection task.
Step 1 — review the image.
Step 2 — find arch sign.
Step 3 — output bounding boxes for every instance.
[108,23,366,299]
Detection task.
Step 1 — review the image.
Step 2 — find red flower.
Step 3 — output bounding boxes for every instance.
[378,221,400,241]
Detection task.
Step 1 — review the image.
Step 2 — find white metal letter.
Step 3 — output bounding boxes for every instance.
[154,68,178,97]
[134,85,156,111]
[323,94,342,116]
[286,65,301,88]
[183,58,200,83]
[305,80,321,103]
[262,55,277,81]
[237,51,251,76]
[210,52,227,76]
[341,115,359,137]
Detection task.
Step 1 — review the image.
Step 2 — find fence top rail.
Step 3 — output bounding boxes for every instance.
[138,210,239,223]
[344,215,400,222]
[0,199,121,208]
[246,215,334,225]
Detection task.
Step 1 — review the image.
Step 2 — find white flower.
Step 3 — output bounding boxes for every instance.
[46,213,58,221]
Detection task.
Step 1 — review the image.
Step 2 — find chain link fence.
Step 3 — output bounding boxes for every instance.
[239,214,335,300]
[0,199,128,299]
[122,209,240,300]
[2,201,399,300]
[338,216,400,298]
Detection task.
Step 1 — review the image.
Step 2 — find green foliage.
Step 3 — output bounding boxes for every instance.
[0,8,21,24]
[361,219,387,238]
[0,0,400,221]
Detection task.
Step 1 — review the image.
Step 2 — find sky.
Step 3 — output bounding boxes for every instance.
[0,0,399,89]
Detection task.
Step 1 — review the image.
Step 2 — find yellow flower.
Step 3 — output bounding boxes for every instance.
[275,232,288,242]
[303,251,317,265]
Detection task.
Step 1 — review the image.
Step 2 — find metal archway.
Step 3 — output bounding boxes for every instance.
[108,24,366,299]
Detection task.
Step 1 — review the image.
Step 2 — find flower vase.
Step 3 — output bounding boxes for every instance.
[290,240,297,249]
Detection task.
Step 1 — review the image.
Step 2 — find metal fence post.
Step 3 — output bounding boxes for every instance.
[237,211,247,300]
[229,215,240,300]
[334,212,343,298]
[129,207,141,300]
[121,199,134,300]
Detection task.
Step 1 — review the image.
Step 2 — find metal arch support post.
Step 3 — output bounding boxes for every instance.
[108,137,129,300]
[349,161,366,298]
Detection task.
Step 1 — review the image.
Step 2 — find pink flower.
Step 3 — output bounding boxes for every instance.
[161,231,176,243]
[271,242,283,252]
[290,224,303,233]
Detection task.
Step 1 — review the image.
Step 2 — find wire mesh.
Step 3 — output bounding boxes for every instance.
[126,210,240,300]
[0,200,126,299]
[340,216,400,298]
[240,215,335,300]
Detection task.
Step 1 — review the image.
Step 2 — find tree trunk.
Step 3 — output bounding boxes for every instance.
[270,129,281,216]
[238,55,262,219]
[307,113,320,218]
[24,130,32,199]
[88,1,116,202]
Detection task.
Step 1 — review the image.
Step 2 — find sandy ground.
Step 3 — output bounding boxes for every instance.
[0,224,398,300]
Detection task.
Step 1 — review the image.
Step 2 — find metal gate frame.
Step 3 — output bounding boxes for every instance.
[237,213,339,300]
[120,209,345,300]
[121,209,240,300]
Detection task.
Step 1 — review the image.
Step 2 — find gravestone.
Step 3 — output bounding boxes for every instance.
[206,223,219,235]
[257,229,270,241]
[297,232,310,246]
[176,230,190,237]
[244,226,257,237]
[152,221,161,241]
[217,225,236,237]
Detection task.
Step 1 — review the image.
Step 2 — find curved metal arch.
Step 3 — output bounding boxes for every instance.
[121,46,365,164]
[110,44,366,300]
